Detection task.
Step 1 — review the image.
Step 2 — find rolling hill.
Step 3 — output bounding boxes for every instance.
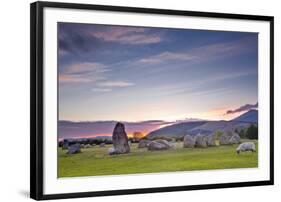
[146,110,258,139]
[147,121,207,139]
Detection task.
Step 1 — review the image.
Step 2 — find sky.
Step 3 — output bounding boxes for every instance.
[58,22,258,123]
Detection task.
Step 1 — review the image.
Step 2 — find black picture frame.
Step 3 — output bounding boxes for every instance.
[30,1,274,200]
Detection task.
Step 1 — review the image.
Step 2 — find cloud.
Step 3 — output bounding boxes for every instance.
[225,102,258,115]
[65,62,108,75]
[59,75,92,83]
[58,23,164,57]
[58,24,99,54]
[136,36,256,66]
[59,62,108,84]
[97,81,135,88]
[138,51,198,64]
[92,88,112,92]
[59,62,135,92]
[199,69,257,85]
[191,37,256,61]
[90,27,162,45]
[188,87,228,97]
[141,67,257,100]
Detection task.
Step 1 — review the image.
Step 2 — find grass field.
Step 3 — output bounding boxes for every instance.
[58,140,258,178]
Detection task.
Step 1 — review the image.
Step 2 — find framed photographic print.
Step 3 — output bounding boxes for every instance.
[30,1,274,200]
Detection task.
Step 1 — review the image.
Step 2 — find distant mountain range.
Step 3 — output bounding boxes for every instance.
[59,120,173,139]
[59,110,258,140]
[146,110,258,139]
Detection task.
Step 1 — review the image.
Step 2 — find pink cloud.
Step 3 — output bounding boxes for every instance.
[59,75,92,83]
[90,27,162,45]
[59,62,107,84]
[92,88,112,92]
[97,81,135,88]
[138,51,198,64]
[59,62,136,89]
[65,62,108,74]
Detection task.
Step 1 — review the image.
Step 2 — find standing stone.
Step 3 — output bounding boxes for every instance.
[99,143,106,147]
[62,139,69,150]
[229,133,241,144]
[67,143,81,154]
[219,134,229,145]
[206,134,217,146]
[138,139,151,148]
[112,122,130,154]
[147,141,170,151]
[155,139,172,148]
[195,134,208,148]
[108,148,117,155]
[84,144,92,148]
[183,135,195,148]
[219,133,231,145]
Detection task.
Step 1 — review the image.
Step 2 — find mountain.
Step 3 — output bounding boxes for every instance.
[59,110,258,140]
[231,109,258,123]
[146,110,258,139]
[147,121,206,139]
[146,120,251,139]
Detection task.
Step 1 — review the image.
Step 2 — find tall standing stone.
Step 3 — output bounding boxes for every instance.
[219,131,234,145]
[195,134,208,148]
[229,133,241,144]
[112,122,130,154]
[183,135,195,148]
[67,143,81,154]
[62,139,69,150]
[138,139,151,148]
[206,134,217,146]
[219,134,230,145]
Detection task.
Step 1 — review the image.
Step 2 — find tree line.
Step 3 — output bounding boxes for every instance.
[235,124,258,140]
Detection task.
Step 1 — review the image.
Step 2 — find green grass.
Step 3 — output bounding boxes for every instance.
[58,140,258,178]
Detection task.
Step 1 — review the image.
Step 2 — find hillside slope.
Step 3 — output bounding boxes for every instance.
[146,110,258,139]
[232,109,258,123]
[147,121,206,139]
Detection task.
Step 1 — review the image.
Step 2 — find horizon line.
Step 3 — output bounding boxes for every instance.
[58,109,258,123]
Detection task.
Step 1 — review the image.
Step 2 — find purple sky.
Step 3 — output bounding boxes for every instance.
[58,23,258,122]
